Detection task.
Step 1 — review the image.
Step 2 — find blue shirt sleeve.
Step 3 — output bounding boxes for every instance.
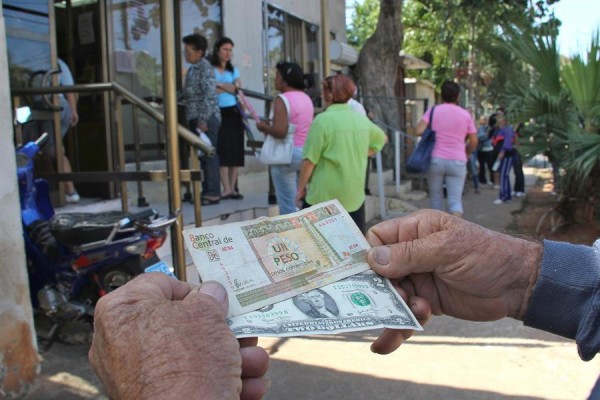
[57,59,74,86]
[524,239,600,361]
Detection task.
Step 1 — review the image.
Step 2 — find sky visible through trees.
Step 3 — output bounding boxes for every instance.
[345,0,599,56]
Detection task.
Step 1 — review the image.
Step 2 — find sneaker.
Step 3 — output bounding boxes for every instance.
[65,192,80,204]
[515,192,525,198]
[493,199,504,205]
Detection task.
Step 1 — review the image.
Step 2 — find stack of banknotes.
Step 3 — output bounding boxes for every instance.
[183,200,422,338]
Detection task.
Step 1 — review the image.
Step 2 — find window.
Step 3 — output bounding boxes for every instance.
[3,1,52,89]
[109,0,222,161]
[266,5,319,96]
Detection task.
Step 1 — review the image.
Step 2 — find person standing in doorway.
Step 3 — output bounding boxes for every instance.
[211,37,245,200]
[182,33,221,205]
[37,58,80,203]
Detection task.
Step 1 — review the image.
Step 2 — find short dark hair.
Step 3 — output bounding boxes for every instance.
[276,62,305,90]
[182,33,208,54]
[210,36,235,72]
[441,80,460,103]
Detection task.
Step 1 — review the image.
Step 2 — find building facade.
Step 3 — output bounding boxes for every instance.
[0,1,351,396]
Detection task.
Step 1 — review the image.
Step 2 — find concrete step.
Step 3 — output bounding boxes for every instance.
[367,169,428,200]
[365,194,420,222]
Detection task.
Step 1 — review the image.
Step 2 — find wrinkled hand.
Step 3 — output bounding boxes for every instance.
[89,273,270,400]
[366,209,542,354]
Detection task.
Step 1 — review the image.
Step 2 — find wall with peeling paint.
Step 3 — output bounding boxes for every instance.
[0,9,40,399]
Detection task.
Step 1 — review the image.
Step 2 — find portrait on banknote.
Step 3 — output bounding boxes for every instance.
[293,289,339,319]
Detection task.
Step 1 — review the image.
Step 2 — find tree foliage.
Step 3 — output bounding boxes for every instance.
[500,27,600,223]
[346,0,380,48]
[347,0,561,112]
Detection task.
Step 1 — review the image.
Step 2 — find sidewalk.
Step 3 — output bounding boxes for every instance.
[408,169,537,233]
[28,165,600,400]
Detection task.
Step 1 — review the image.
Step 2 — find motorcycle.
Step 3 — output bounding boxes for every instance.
[15,107,178,350]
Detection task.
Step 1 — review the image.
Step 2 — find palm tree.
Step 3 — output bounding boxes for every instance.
[558,31,600,222]
[500,28,600,224]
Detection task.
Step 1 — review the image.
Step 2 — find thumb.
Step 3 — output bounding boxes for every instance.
[368,245,398,277]
[189,281,229,315]
[368,243,432,278]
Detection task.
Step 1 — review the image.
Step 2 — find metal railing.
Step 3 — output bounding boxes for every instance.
[370,120,425,220]
[12,81,213,278]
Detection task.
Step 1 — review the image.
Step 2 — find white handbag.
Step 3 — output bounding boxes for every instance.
[258,94,295,165]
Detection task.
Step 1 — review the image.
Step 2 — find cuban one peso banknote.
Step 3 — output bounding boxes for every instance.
[228,270,423,338]
[182,200,370,317]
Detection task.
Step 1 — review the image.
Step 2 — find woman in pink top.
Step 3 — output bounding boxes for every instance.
[256,62,314,214]
[416,80,477,217]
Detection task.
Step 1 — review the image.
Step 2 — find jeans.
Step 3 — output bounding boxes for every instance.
[191,114,221,198]
[513,150,525,193]
[468,151,479,190]
[427,157,467,214]
[478,150,494,184]
[271,146,303,215]
[498,156,514,201]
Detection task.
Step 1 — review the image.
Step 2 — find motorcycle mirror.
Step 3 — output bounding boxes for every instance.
[15,107,32,124]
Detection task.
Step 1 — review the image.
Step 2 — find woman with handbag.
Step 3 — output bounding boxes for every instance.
[295,74,387,232]
[256,62,314,214]
[211,37,245,200]
[417,80,477,217]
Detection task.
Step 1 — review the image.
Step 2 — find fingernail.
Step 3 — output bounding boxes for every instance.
[372,246,390,266]
[198,281,227,305]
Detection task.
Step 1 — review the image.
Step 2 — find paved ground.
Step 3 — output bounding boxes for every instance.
[26,167,600,399]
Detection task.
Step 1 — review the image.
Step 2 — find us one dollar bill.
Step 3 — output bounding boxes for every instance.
[182,200,370,317]
[228,270,423,338]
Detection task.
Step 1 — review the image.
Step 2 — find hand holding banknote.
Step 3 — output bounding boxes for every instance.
[366,209,543,354]
[89,273,270,400]
[183,200,372,317]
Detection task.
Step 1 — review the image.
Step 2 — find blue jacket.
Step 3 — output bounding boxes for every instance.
[524,239,600,398]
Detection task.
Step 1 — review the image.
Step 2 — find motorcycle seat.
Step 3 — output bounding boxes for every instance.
[50,211,136,247]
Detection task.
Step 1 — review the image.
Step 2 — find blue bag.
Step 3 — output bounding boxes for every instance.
[407,106,436,173]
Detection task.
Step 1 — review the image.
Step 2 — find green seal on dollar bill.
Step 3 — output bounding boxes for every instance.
[351,292,371,307]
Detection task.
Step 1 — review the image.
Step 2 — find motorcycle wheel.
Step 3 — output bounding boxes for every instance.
[98,257,146,293]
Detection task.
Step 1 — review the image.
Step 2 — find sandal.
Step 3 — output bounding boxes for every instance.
[230,193,244,200]
[201,197,220,206]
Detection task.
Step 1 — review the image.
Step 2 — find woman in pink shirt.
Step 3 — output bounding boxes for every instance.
[416,81,477,217]
[256,62,314,214]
